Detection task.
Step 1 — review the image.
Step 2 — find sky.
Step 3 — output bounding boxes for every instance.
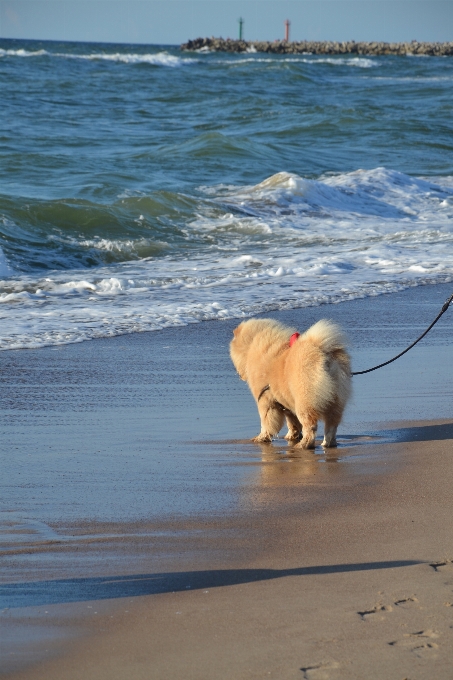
[0,0,452,46]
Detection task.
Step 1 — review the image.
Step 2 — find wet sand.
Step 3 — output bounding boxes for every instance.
[2,283,453,678]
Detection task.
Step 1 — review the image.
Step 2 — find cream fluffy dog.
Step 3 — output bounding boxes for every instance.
[230,318,351,448]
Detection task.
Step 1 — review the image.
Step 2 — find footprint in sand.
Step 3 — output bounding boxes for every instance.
[357,604,393,620]
[388,629,440,658]
[358,595,419,621]
[393,596,419,608]
[300,661,340,679]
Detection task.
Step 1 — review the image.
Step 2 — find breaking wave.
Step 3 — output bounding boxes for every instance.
[1,168,453,349]
[0,47,196,66]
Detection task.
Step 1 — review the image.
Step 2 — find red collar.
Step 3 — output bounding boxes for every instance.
[289,332,300,347]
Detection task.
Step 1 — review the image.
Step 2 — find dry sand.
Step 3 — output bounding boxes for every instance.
[2,283,453,679]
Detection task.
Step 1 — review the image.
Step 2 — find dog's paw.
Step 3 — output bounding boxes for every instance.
[284,432,302,441]
[321,439,337,448]
[252,434,272,443]
[295,439,316,450]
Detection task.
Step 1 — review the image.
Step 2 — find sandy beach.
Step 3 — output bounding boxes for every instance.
[2,283,453,679]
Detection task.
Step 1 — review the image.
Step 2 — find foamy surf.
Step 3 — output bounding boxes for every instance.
[0,46,374,68]
[0,48,47,57]
[1,168,453,350]
[0,47,196,66]
[213,56,377,68]
[67,51,197,66]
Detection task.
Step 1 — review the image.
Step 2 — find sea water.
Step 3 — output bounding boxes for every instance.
[1,39,453,349]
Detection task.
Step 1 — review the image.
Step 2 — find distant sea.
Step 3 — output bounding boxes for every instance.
[1,38,453,350]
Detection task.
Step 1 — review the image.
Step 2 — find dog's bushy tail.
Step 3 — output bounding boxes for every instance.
[302,319,347,354]
[302,319,351,411]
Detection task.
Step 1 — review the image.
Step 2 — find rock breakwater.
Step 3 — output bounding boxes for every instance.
[181,37,453,56]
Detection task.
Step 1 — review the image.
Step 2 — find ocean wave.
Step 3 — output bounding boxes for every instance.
[1,168,453,349]
[158,131,271,161]
[0,192,198,272]
[0,48,47,57]
[0,47,196,66]
[311,57,377,67]
[218,168,452,221]
[0,246,14,276]
[5,167,450,275]
[372,75,453,83]
[63,51,197,66]
[213,56,377,68]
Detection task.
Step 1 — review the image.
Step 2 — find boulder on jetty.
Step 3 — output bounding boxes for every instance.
[181,37,453,56]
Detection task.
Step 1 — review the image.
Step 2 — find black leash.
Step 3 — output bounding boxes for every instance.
[351,292,453,376]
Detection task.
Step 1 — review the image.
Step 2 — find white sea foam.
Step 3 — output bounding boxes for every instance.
[63,51,197,66]
[0,48,47,57]
[307,56,376,67]
[1,168,453,350]
[0,48,376,69]
[214,56,377,68]
[0,47,196,66]
[73,236,165,254]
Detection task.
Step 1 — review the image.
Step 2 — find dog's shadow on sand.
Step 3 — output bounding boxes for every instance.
[380,421,453,443]
[1,561,423,610]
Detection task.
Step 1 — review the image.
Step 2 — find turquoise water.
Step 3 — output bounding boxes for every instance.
[1,39,453,348]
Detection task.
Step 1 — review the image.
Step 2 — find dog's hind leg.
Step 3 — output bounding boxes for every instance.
[252,401,285,443]
[322,411,342,448]
[295,410,318,449]
[284,412,302,441]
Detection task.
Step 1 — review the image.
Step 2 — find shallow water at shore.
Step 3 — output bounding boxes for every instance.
[1,283,453,538]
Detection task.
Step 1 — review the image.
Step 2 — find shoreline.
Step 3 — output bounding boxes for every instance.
[3,433,453,679]
[181,37,453,56]
[2,283,453,677]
